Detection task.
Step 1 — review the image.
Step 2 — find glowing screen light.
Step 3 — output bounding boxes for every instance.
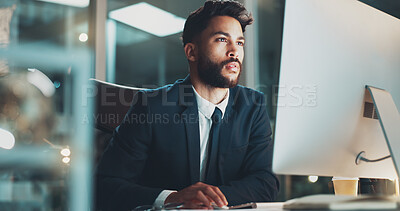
[0,128,15,149]
[109,2,186,37]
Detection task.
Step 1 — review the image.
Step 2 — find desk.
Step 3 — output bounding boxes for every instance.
[179,202,400,211]
[256,202,284,210]
[254,202,400,211]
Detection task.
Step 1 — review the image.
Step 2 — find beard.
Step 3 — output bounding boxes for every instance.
[197,53,242,88]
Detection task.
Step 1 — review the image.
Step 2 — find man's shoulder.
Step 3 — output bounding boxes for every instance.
[135,77,191,108]
[141,77,189,96]
[233,85,264,96]
[231,85,266,105]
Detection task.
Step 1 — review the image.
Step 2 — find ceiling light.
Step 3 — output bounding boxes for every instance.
[60,148,71,157]
[79,33,88,42]
[62,157,70,164]
[0,128,15,150]
[37,0,89,8]
[308,176,319,183]
[109,2,186,37]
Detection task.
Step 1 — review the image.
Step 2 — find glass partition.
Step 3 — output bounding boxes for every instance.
[0,0,93,210]
[106,0,204,88]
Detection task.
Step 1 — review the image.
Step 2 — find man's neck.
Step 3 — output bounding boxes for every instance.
[191,79,228,105]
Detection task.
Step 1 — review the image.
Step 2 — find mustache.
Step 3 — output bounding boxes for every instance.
[221,58,241,66]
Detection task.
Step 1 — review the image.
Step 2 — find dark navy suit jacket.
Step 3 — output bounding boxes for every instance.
[96,76,279,210]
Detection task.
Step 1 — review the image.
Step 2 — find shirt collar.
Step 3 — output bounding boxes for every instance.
[192,86,229,119]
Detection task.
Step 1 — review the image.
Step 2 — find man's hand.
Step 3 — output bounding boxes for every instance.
[164,182,228,209]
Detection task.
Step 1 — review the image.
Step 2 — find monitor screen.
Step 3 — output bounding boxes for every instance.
[273,0,400,179]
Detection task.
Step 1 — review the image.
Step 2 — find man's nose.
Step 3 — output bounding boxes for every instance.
[227,44,239,58]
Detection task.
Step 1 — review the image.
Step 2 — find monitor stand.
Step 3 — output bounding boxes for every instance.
[356,86,400,179]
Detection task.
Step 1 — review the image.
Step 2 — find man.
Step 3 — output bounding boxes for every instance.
[96,1,279,210]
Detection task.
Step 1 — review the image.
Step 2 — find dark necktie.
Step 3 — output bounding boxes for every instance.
[205,107,222,185]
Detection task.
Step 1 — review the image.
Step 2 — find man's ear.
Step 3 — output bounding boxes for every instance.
[184,43,197,62]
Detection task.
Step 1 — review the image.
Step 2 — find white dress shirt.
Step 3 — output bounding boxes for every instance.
[153,86,229,206]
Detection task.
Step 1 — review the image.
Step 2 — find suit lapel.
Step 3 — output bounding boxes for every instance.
[182,106,200,184]
[179,76,200,184]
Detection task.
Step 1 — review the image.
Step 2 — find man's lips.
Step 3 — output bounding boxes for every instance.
[225,62,240,72]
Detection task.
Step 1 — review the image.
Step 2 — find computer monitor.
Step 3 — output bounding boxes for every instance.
[272,0,400,179]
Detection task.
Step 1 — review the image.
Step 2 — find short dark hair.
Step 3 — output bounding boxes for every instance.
[182,0,253,46]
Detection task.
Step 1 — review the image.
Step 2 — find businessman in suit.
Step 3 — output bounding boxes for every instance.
[96,1,279,210]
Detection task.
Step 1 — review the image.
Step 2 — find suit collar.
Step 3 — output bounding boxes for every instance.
[192,86,229,119]
[178,74,237,113]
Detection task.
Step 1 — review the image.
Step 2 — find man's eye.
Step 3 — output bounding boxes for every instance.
[237,41,244,46]
[217,38,227,42]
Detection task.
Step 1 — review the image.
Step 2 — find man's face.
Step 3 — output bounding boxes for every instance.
[196,16,245,88]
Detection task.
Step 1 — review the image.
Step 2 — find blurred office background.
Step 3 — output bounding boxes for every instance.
[0,0,399,209]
